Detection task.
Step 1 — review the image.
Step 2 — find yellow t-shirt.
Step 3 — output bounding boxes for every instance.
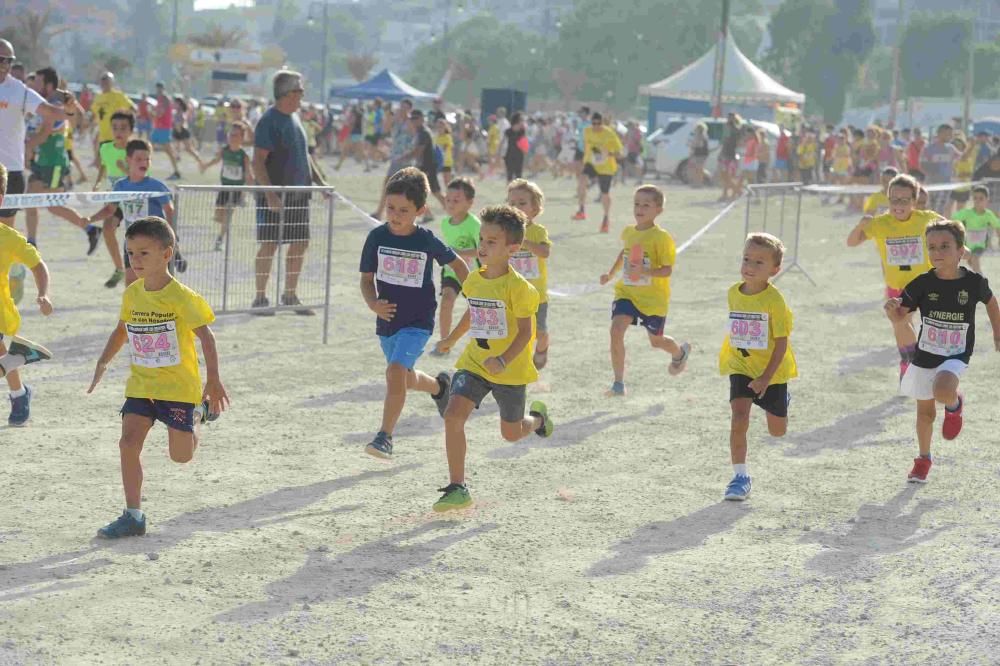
[860,210,936,290]
[797,142,817,168]
[832,144,851,172]
[488,125,500,153]
[613,224,676,317]
[719,282,797,385]
[456,267,539,386]
[0,226,42,336]
[119,278,215,405]
[435,132,454,168]
[863,191,890,215]
[584,126,624,176]
[509,221,551,303]
[92,90,135,143]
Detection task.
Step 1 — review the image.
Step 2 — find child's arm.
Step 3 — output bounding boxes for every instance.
[194,325,230,415]
[644,262,672,278]
[87,202,118,225]
[162,200,176,230]
[29,261,53,315]
[93,164,106,190]
[200,150,222,173]
[485,316,532,375]
[985,295,1000,351]
[600,250,624,284]
[883,296,913,322]
[447,256,470,284]
[747,337,788,396]
[88,321,128,393]
[243,154,255,184]
[522,239,551,258]
[360,272,395,321]
[846,217,871,246]
[436,310,470,353]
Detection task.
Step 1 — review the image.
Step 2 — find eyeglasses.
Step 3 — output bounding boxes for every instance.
[890,198,913,206]
[0,56,15,65]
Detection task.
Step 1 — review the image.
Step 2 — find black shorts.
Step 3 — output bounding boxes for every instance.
[729,374,788,418]
[852,166,873,179]
[172,127,191,141]
[626,151,640,165]
[0,170,25,218]
[121,397,197,432]
[440,274,462,296]
[422,167,441,194]
[215,190,244,207]
[573,148,584,162]
[255,193,311,243]
[584,164,613,194]
[365,133,381,145]
[908,168,926,182]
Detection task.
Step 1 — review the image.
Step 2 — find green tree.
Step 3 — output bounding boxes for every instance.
[899,12,971,98]
[973,42,1000,99]
[764,0,875,121]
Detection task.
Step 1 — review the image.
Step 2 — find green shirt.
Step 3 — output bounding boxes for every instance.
[220,146,248,185]
[439,213,480,281]
[99,142,127,180]
[954,207,1000,250]
[35,125,68,168]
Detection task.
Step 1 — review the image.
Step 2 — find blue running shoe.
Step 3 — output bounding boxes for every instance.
[97,510,147,538]
[365,431,393,459]
[8,384,32,427]
[606,381,626,397]
[724,474,752,501]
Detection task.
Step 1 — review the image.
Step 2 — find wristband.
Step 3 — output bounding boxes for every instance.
[495,356,507,369]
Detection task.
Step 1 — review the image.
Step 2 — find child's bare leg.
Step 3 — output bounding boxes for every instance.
[443,394,476,485]
[499,415,543,443]
[381,364,440,434]
[439,287,458,339]
[167,425,198,464]
[932,371,960,410]
[120,414,154,509]
[730,398,753,464]
[103,220,124,270]
[610,315,631,383]
[915,399,935,458]
[647,330,682,357]
[766,412,787,437]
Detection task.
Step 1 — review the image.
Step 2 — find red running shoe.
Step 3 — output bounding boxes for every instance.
[907,456,932,483]
[572,210,587,221]
[942,393,963,440]
[899,360,910,382]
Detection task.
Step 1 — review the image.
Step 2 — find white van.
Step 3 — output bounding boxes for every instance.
[647,117,780,183]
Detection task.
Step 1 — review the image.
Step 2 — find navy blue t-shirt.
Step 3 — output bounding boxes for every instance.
[360,223,457,337]
[254,106,310,186]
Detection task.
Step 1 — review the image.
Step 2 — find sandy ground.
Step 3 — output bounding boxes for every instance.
[1,141,999,665]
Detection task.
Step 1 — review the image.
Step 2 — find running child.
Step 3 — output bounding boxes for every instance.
[88,216,228,538]
[432,204,552,512]
[719,233,797,501]
[433,177,479,356]
[953,185,1000,275]
[506,178,553,370]
[0,163,55,426]
[199,121,253,251]
[359,167,469,459]
[599,185,691,395]
[94,110,132,190]
[847,174,939,379]
[885,219,1000,483]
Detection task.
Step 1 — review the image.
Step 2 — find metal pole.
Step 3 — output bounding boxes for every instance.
[779,189,786,239]
[762,189,769,233]
[323,193,335,344]
[793,187,803,264]
[276,191,285,307]
[743,185,751,237]
[963,14,974,133]
[320,1,328,105]
[710,0,731,118]
[888,0,904,128]
[171,188,181,276]
[221,202,232,312]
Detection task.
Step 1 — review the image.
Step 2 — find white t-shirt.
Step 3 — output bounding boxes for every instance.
[0,76,44,172]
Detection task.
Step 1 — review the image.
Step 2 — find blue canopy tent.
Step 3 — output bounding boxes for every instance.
[330,69,436,102]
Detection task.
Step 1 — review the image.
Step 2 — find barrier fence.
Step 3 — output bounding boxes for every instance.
[743,182,814,286]
[173,185,335,343]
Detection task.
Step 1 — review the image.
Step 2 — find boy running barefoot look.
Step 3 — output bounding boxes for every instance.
[360,168,469,459]
[89,217,228,538]
[719,233,797,501]
[433,177,479,355]
[885,220,1000,483]
[506,179,553,370]
[953,185,1000,276]
[599,185,690,396]
[433,205,552,512]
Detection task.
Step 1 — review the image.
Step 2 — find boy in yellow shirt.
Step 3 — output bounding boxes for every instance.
[433,205,553,512]
[0,164,55,427]
[847,174,938,379]
[88,217,229,538]
[579,112,624,233]
[719,233,797,501]
[599,185,690,396]
[506,179,553,370]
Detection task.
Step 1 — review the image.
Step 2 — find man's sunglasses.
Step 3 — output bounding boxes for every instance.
[0,56,16,65]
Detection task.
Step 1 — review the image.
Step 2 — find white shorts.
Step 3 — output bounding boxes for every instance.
[899,359,967,401]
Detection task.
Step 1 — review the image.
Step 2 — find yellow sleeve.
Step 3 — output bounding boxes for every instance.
[659,232,676,267]
[180,291,216,330]
[770,294,792,338]
[512,280,539,320]
[13,236,41,270]
[119,289,132,323]
[863,195,877,215]
[537,224,552,247]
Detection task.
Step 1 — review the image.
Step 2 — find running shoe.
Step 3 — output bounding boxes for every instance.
[281,292,315,316]
[251,295,276,316]
[942,393,963,440]
[723,474,752,501]
[432,372,451,417]
[199,400,220,424]
[433,483,472,512]
[533,348,548,370]
[599,218,610,233]
[907,456,932,483]
[86,225,101,255]
[529,400,553,438]
[6,337,53,367]
[97,510,147,538]
[104,268,125,289]
[8,384,32,427]
[365,431,393,459]
[9,264,25,304]
[899,360,910,383]
[669,342,691,376]
[606,381,626,397]
[173,249,188,274]
[168,172,182,181]
[572,210,587,221]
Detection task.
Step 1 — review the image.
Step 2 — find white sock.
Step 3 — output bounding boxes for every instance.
[733,463,749,477]
[0,354,26,376]
[126,507,144,520]
[9,387,26,399]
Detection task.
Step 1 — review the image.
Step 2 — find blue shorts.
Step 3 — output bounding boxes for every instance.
[150,128,172,145]
[612,299,665,336]
[379,327,431,370]
[137,119,152,134]
[774,159,788,171]
[121,397,198,432]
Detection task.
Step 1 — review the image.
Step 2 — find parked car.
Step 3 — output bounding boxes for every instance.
[648,117,780,183]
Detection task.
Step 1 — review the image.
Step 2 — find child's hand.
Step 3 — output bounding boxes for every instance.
[87,362,107,394]
[370,299,396,321]
[203,378,231,416]
[883,297,905,321]
[36,296,53,316]
[484,356,504,375]
[747,377,768,397]
[599,273,611,285]
[435,339,452,354]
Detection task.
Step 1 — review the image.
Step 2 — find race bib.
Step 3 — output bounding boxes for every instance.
[622,256,652,286]
[885,236,924,266]
[468,297,507,339]
[376,247,427,288]
[918,318,969,357]
[729,311,769,350]
[127,321,181,368]
[592,149,606,165]
[120,198,148,225]
[966,229,988,246]
[510,251,540,279]
[221,163,243,181]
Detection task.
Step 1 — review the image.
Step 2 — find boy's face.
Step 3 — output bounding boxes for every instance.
[936,127,952,143]
[926,230,962,270]
[888,184,915,220]
[227,127,244,146]
[127,150,151,179]
[384,193,424,233]
[741,243,781,283]
[506,189,539,221]
[111,119,131,142]
[125,235,172,278]
[478,222,519,267]
[444,188,471,219]
[633,192,662,225]
[972,191,989,211]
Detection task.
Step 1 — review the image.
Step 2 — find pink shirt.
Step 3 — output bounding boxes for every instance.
[153,94,173,130]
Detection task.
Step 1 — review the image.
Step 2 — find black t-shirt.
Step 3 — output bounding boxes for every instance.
[414,126,435,173]
[901,268,994,367]
[505,127,526,161]
[359,223,457,337]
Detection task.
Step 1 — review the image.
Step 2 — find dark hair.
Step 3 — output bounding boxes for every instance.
[385,166,429,209]
[400,98,413,109]
[409,109,424,119]
[0,162,7,199]
[125,216,176,248]
[888,173,919,199]
[110,110,135,131]
[936,124,951,134]
[174,96,188,113]
[36,66,58,90]
[881,166,899,178]
[479,204,526,245]
[510,111,523,125]
[447,176,476,200]
[10,63,23,72]
[126,138,152,156]
[972,185,990,199]
[926,219,965,248]
[591,112,603,122]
